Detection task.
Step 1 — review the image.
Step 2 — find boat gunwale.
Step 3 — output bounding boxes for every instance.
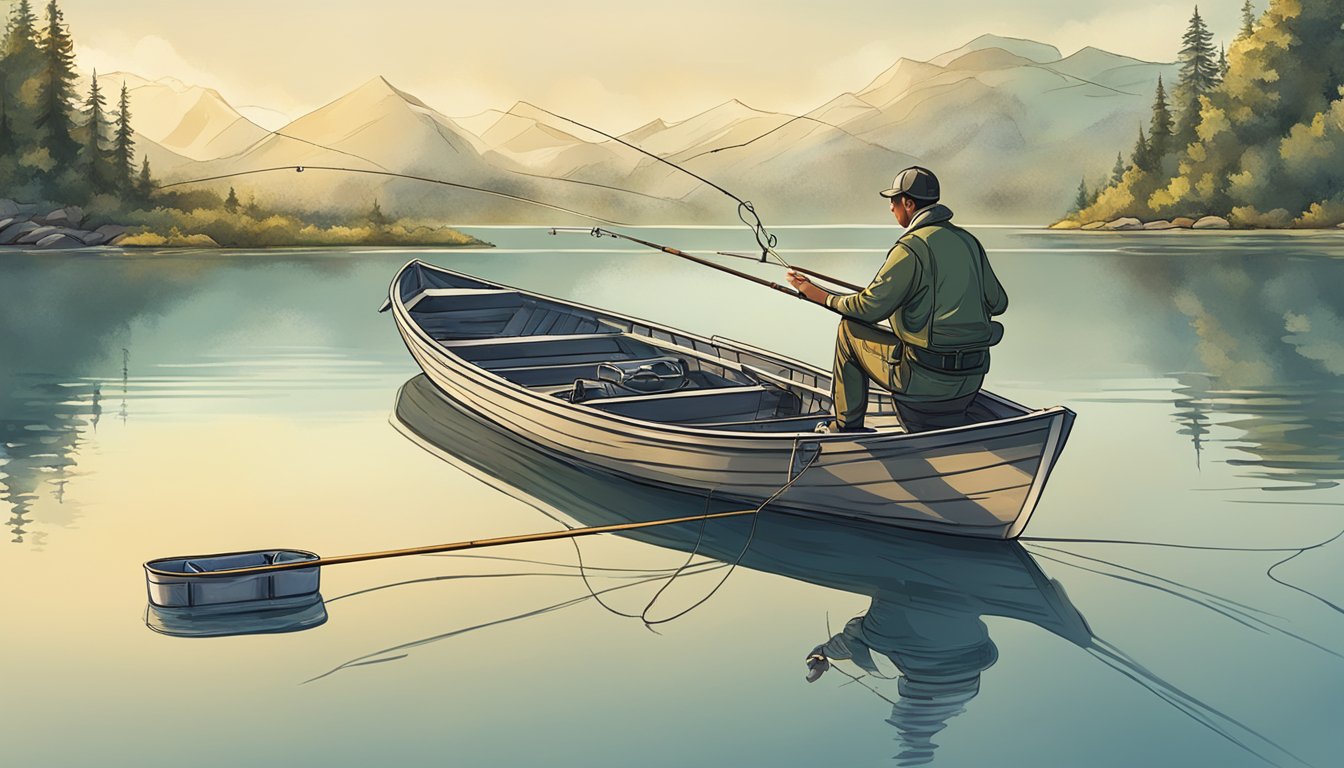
[388,259,1072,447]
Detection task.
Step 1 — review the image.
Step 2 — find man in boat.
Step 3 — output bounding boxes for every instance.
[786,167,1008,433]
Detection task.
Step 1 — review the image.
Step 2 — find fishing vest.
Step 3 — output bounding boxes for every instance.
[889,222,1002,354]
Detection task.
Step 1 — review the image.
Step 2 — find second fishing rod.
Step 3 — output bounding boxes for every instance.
[549,226,864,304]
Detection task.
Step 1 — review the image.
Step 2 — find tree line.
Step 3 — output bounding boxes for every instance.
[1,0,152,205]
[1071,0,1344,227]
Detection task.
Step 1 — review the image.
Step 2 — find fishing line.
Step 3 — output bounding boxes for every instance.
[638,440,821,626]
[155,165,634,226]
[506,103,789,268]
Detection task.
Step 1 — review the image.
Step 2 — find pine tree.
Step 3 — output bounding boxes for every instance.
[368,198,389,228]
[1239,1,1256,39]
[1217,44,1228,82]
[34,0,78,167]
[80,69,112,193]
[1149,75,1174,159]
[1174,5,1220,146]
[1074,177,1090,212]
[136,155,153,199]
[1131,125,1151,172]
[112,82,135,190]
[0,97,13,156]
[224,186,239,213]
[2,0,43,152]
[1111,152,1126,185]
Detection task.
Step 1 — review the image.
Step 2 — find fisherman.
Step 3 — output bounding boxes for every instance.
[787,167,1007,433]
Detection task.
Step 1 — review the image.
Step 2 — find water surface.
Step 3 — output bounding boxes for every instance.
[2,226,1342,767]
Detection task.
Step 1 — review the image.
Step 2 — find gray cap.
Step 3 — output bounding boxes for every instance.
[880,166,940,201]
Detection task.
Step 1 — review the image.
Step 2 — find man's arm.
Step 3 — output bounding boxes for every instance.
[788,245,919,323]
[980,245,1008,316]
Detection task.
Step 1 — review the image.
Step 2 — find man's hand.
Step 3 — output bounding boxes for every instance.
[786,269,828,304]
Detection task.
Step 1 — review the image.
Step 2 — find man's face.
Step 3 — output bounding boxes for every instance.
[890,196,917,227]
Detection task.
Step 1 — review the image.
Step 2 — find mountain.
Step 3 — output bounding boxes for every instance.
[175,77,689,223]
[156,35,1178,224]
[91,72,271,161]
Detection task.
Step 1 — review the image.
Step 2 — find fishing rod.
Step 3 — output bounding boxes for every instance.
[549,227,871,316]
[715,251,863,291]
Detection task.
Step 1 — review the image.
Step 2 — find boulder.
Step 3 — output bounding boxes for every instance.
[0,217,16,231]
[1103,217,1144,231]
[1193,215,1231,230]
[1049,220,1082,230]
[35,233,86,249]
[0,220,40,244]
[95,224,127,240]
[0,199,18,217]
[1336,222,1344,229]
[38,206,84,227]
[1171,217,1196,228]
[1144,220,1178,230]
[15,225,57,245]
[79,231,109,246]
[1081,221,1106,230]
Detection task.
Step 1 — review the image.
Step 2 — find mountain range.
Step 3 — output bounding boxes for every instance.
[124,34,1178,224]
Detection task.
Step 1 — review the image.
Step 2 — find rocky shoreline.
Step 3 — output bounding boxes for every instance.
[0,200,127,248]
[1052,215,1344,231]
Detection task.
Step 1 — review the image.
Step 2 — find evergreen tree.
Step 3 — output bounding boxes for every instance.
[1111,152,1126,185]
[79,69,112,193]
[1149,75,1174,159]
[1131,125,1151,172]
[1217,44,1228,82]
[1239,0,1256,39]
[136,155,153,199]
[368,198,389,228]
[112,81,135,189]
[2,0,43,152]
[224,186,239,213]
[1174,5,1220,146]
[34,0,78,167]
[0,96,13,156]
[1074,177,1090,212]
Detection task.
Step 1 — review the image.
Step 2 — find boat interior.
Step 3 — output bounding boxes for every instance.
[398,269,1018,433]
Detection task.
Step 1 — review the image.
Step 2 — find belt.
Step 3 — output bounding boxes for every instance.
[908,345,987,372]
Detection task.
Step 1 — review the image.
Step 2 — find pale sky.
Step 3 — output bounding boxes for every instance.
[63,0,1249,132]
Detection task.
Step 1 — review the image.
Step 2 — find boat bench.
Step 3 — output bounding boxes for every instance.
[410,289,622,340]
[579,385,800,425]
[442,333,649,369]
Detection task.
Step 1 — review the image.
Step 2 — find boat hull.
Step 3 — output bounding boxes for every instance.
[388,261,1074,539]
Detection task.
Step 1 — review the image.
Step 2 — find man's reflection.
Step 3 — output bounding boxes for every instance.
[808,590,998,766]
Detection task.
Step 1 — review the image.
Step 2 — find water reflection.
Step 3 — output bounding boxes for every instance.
[389,375,1092,762]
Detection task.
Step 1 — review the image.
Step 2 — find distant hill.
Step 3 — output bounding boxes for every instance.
[89,72,271,161]
[155,35,1179,224]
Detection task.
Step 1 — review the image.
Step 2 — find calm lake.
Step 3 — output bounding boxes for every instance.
[2,225,1342,767]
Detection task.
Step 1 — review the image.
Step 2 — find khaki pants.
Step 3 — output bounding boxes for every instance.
[832,319,980,432]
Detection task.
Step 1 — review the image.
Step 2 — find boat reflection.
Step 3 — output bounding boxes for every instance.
[391,374,1092,763]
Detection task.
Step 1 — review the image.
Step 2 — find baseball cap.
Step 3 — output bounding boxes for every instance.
[880,167,940,201]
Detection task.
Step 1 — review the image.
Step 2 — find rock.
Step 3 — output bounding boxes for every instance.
[0,199,18,217]
[1049,220,1082,230]
[1081,221,1106,230]
[1144,220,1178,230]
[79,231,108,246]
[35,233,86,249]
[1336,222,1344,229]
[0,220,40,244]
[37,206,84,227]
[1104,217,1144,231]
[15,225,57,245]
[0,217,16,231]
[1171,217,1196,228]
[108,233,128,246]
[95,224,127,240]
[1193,215,1231,229]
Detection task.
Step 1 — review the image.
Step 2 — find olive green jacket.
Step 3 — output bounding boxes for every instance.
[827,204,1007,355]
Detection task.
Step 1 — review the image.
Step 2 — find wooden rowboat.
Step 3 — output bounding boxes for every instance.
[384,260,1074,539]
